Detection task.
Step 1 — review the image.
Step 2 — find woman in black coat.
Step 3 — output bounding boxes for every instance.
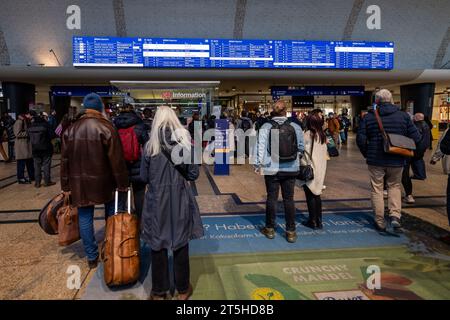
[140,105,203,300]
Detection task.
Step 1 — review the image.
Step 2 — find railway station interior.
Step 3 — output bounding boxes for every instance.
[0,0,450,301]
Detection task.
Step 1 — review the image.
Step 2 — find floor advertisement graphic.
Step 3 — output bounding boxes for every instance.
[82,211,450,300]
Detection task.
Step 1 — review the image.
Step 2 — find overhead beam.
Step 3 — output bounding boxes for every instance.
[0,29,10,65]
[233,0,247,39]
[113,0,127,37]
[342,0,364,41]
[433,26,450,69]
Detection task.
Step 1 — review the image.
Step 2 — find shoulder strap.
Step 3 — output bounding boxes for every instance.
[374,107,388,139]
[269,120,279,128]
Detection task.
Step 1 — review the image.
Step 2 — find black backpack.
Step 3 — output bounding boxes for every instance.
[268,119,298,162]
[241,118,252,132]
[28,124,49,152]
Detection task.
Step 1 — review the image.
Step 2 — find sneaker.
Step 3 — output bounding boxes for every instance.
[390,217,402,229]
[404,195,415,204]
[286,231,298,243]
[87,257,99,269]
[261,227,275,239]
[374,222,387,232]
[43,181,56,187]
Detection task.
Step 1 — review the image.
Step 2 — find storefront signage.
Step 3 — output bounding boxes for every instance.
[50,86,118,97]
[271,86,365,97]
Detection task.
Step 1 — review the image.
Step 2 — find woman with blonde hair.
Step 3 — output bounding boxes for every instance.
[140,106,203,300]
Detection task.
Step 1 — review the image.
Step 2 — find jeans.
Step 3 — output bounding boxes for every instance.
[368,165,403,227]
[447,175,450,226]
[411,158,427,180]
[17,158,35,181]
[402,160,412,196]
[78,200,115,261]
[151,244,190,296]
[33,153,52,185]
[264,174,296,232]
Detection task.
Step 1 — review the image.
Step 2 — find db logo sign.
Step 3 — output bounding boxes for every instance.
[162,92,172,100]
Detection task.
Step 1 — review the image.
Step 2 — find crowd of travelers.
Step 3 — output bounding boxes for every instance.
[1,87,450,299]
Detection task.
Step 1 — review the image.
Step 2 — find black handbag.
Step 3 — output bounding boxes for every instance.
[297,138,314,181]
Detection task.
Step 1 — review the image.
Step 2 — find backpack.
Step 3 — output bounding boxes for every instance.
[118,126,140,162]
[241,118,252,132]
[268,119,298,162]
[28,125,49,152]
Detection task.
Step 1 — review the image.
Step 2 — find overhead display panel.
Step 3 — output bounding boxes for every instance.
[73,36,394,70]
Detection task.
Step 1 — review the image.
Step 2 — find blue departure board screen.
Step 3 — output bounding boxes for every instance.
[73,36,394,70]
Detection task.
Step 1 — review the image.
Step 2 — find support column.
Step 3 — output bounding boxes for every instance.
[400,83,435,118]
[50,94,71,124]
[2,82,35,117]
[350,91,373,117]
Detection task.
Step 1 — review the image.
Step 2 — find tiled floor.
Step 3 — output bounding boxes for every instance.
[0,134,449,299]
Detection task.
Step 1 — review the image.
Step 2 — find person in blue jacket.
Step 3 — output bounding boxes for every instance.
[254,100,304,243]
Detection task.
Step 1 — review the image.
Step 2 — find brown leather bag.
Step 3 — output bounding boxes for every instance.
[101,189,140,287]
[374,107,416,157]
[39,192,65,235]
[57,194,80,246]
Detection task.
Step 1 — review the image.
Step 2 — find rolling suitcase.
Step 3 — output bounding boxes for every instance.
[101,188,140,287]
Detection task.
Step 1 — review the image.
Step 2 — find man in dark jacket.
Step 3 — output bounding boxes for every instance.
[28,113,55,188]
[113,106,149,219]
[357,89,421,232]
[61,93,129,268]
[402,113,431,204]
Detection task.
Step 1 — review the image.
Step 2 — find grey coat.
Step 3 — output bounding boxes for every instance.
[140,135,204,251]
[13,118,32,160]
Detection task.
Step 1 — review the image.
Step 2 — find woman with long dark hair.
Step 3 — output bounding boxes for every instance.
[298,111,328,229]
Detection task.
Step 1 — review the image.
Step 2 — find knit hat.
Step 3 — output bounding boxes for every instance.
[82,93,104,112]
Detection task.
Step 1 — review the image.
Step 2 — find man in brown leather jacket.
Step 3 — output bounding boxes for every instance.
[61,93,129,268]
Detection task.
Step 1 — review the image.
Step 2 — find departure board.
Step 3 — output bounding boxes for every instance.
[73,36,394,70]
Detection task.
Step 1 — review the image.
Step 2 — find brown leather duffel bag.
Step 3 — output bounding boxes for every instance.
[57,194,80,246]
[39,192,65,235]
[101,189,140,287]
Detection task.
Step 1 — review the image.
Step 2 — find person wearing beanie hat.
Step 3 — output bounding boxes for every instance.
[61,93,129,268]
[82,93,104,113]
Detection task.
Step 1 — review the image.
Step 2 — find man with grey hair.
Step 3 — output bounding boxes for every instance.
[356,89,421,233]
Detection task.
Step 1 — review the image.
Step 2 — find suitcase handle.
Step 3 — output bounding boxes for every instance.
[118,237,139,258]
[100,240,107,262]
[114,187,132,215]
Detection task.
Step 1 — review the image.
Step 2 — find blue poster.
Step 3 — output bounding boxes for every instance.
[214,119,230,176]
